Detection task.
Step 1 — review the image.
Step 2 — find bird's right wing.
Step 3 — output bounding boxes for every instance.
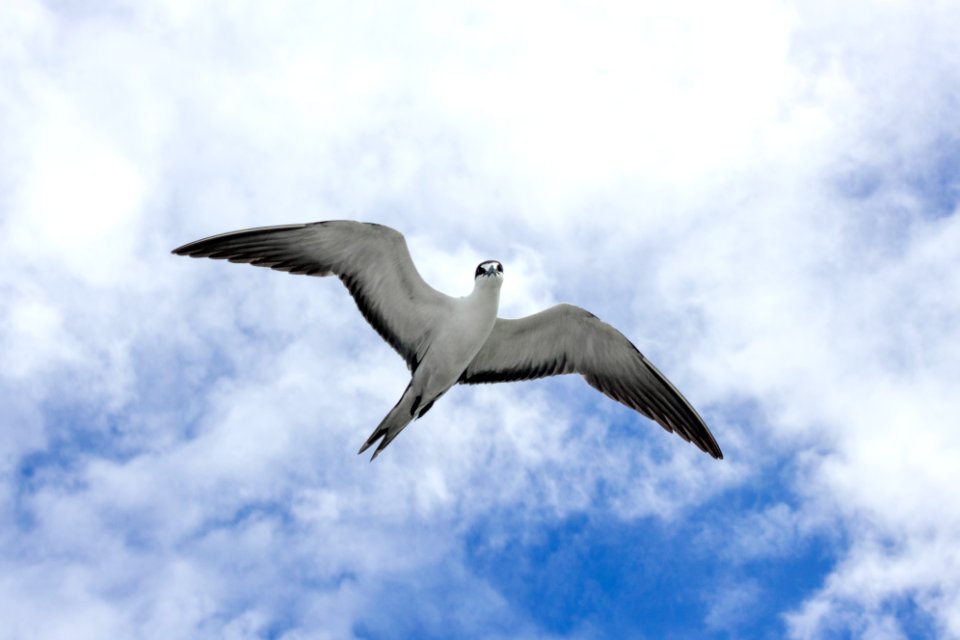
[172,221,454,371]
[459,304,722,458]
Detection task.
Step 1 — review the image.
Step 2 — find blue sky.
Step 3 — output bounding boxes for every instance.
[2,1,960,638]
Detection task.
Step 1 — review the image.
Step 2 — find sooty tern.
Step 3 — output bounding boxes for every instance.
[173,221,722,460]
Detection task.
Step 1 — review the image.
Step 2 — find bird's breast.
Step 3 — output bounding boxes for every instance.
[420,287,499,385]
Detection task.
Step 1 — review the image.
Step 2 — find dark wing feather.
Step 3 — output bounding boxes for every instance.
[459,304,722,459]
[173,221,454,371]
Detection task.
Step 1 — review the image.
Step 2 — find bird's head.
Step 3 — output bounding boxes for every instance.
[474,260,504,282]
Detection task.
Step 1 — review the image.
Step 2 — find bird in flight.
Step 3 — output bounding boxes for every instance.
[173,221,722,461]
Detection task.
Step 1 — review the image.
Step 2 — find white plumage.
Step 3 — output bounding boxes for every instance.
[173,221,722,460]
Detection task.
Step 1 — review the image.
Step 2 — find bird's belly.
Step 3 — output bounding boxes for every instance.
[417,317,493,392]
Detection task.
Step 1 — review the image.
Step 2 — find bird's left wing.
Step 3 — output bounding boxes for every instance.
[172,221,455,371]
[459,304,722,458]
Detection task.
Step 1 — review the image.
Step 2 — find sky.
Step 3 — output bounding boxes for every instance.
[2,1,960,638]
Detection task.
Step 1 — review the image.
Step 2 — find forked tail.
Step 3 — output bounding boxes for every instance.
[358,384,419,461]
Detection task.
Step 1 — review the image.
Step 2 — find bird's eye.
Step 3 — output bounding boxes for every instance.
[475,265,484,277]
[497,263,503,272]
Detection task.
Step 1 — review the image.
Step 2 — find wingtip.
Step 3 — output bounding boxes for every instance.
[705,432,724,460]
[694,436,723,460]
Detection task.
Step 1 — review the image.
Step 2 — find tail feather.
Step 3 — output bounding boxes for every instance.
[358,386,417,460]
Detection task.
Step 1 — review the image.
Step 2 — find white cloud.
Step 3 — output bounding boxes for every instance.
[2,0,960,637]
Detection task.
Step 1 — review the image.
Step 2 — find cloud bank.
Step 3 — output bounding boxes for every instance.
[2,1,959,638]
